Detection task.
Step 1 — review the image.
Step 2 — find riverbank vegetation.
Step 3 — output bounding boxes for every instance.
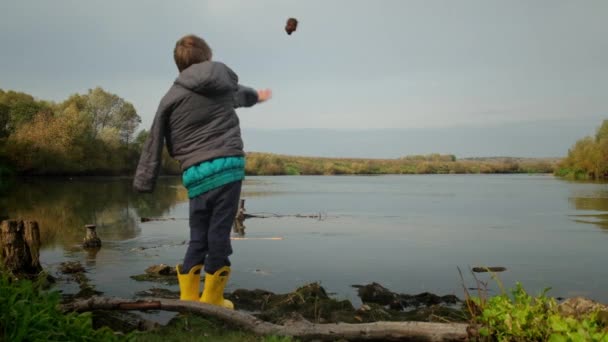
[245,153,557,176]
[555,120,608,181]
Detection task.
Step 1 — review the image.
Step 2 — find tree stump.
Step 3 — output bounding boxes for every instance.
[83,224,102,248]
[233,199,246,236]
[0,220,43,275]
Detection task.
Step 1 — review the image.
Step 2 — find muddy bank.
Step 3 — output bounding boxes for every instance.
[53,262,608,340]
[128,264,467,324]
[228,282,466,324]
[58,261,468,335]
[130,264,179,285]
[57,261,101,300]
[133,281,467,324]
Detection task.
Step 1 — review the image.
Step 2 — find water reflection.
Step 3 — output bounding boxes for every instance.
[0,177,188,248]
[569,188,608,230]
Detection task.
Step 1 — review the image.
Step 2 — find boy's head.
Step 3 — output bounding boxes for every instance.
[174,34,212,72]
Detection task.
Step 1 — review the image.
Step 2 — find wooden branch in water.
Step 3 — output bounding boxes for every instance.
[471,267,507,273]
[140,217,184,222]
[141,212,327,223]
[231,237,283,241]
[63,297,469,341]
[244,212,327,219]
[130,237,282,253]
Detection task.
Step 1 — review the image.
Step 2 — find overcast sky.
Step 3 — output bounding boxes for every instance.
[1,1,606,157]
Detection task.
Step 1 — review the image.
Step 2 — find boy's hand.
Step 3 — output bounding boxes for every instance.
[257,89,272,103]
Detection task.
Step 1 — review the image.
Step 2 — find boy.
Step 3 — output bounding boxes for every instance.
[133,34,271,309]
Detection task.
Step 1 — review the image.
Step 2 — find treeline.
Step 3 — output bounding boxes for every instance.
[245,152,556,175]
[0,89,559,177]
[556,120,608,180]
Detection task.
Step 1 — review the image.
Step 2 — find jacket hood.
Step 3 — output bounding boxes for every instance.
[174,61,238,94]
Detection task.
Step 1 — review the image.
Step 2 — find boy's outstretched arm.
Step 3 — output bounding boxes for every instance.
[234,85,272,108]
[133,102,170,193]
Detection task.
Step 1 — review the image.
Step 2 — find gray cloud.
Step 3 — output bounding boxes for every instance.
[1,0,606,156]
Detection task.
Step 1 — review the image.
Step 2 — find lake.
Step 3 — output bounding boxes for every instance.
[1,175,607,305]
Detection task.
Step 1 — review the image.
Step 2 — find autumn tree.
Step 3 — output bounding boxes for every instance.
[83,87,141,145]
[5,109,89,173]
[0,89,49,135]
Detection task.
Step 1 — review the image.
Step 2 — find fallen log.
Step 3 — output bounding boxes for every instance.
[63,296,469,341]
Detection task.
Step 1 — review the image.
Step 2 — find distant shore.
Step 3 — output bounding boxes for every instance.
[243,152,559,176]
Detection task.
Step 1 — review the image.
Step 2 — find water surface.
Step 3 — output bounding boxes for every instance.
[2,175,607,304]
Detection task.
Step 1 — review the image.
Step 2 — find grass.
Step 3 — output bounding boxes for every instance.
[133,314,294,342]
[0,271,128,342]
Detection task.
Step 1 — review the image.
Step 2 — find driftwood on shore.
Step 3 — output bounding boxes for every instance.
[63,296,470,341]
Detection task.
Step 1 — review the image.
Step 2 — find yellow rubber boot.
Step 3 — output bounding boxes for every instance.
[200,266,234,309]
[176,264,203,301]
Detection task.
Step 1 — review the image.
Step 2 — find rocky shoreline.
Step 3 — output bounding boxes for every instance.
[54,261,608,338]
[127,263,468,327]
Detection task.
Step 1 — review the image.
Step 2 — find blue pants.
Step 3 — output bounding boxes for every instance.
[182,180,242,274]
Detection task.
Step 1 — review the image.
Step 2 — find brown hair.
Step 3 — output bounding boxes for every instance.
[174,35,212,72]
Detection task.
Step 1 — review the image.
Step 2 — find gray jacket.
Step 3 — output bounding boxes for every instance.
[133,61,258,192]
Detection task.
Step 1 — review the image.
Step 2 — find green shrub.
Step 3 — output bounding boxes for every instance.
[0,273,130,341]
[284,164,300,175]
[469,283,607,341]
[0,162,14,193]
